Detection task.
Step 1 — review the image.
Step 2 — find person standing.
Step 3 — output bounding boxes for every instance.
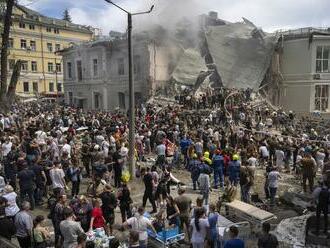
[190,207,209,248]
[112,145,123,188]
[17,165,36,210]
[301,153,317,193]
[313,181,329,236]
[89,198,106,231]
[117,183,133,223]
[124,206,157,248]
[268,167,281,206]
[68,163,82,197]
[142,167,157,214]
[228,155,241,186]
[3,185,20,220]
[258,222,279,248]
[175,188,192,239]
[50,161,67,198]
[208,203,221,248]
[14,201,33,248]
[224,226,245,248]
[198,168,211,206]
[212,150,225,189]
[60,207,84,248]
[0,196,16,241]
[53,194,67,247]
[99,184,117,234]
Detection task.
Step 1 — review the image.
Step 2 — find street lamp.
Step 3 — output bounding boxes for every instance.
[104,0,154,178]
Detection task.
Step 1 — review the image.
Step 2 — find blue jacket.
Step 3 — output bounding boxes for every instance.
[212,154,224,170]
[228,160,240,181]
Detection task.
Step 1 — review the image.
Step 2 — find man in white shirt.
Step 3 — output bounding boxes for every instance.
[259,144,269,167]
[50,162,67,197]
[60,139,71,158]
[124,206,156,247]
[275,148,285,169]
[2,138,12,157]
[268,167,281,206]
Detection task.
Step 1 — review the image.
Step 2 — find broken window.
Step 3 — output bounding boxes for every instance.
[315,85,329,112]
[316,46,330,73]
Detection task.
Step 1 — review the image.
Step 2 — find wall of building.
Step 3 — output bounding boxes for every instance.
[1,6,93,96]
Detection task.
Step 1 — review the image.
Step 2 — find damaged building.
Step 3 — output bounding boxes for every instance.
[61,11,330,114]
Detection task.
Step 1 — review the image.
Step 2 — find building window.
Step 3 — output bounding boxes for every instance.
[55,44,61,51]
[48,62,53,72]
[134,55,141,74]
[56,63,61,72]
[49,82,54,92]
[118,92,125,109]
[47,43,53,52]
[118,58,125,75]
[316,46,330,73]
[77,60,82,81]
[46,27,51,32]
[93,59,98,77]
[54,28,60,34]
[20,39,27,49]
[23,82,29,92]
[21,61,28,71]
[30,41,36,51]
[31,61,37,72]
[57,83,62,92]
[8,38,13,48]
[94,93,100,109]
[9,59,15,70]
[135,92,142,104]
[32,82,38,93]
[315,85,329,112]
[19,22,25,28]
[67,62,72,78]
[29,24,35,30]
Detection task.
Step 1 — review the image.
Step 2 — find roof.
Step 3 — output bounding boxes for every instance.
[205,22,277,89]
[14,4,93,34]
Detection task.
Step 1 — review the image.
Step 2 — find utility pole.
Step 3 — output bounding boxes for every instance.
[104,0,154,177]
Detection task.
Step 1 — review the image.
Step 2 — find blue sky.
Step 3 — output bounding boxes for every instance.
[20,0,330,35]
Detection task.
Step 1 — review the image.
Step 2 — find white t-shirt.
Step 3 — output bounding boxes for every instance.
[126,215,152,241]
[268,171,280,188]
[259,146,269,158]
[247,157,258,167]
[2,142,12,157]
[50,168,65,189]
[190,218,210,243]
[275,150,285,167]
[61,144,71,158]
[3,192,20,217]
[156,144,166,156]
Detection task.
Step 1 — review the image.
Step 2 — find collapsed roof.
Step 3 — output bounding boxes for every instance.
[170,16,278,91]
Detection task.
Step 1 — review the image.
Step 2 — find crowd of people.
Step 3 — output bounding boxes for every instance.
[0,88,329,248]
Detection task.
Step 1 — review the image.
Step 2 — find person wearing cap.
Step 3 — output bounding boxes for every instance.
[228,154,241,186]
[212,149,225,189]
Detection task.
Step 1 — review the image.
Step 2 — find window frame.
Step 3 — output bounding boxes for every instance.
[314,84,330,112]
[93,58,98,77]
[47,43,53,52]
[23,82,29,92]
[19,22,25,29]
[46,27,52,32]
[56,63,61,73]
[20,39,27,49]
[76,60,82,81]
[30,40,36,51]
[117,58,125,75]
[31,61,37,72]
[67,62,72,79]
[21,61,28,71]
[316,46,330,73]
[29,24,35,30]
[8,38,13,48]
[55,44,61,52]
[49,82,54,92]
[47,62,54,73]
[32,82,38,93]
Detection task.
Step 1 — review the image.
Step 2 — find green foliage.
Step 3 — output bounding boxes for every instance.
[62,8,72,22]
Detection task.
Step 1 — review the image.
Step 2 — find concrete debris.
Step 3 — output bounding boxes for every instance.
[274,214,312,248]
[279,191,314,215]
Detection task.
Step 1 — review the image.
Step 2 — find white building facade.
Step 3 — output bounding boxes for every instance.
[61,38,172,110]
[279,28,330,113]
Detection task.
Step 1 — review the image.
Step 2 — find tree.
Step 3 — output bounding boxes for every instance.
[62,8,72,22]
[0,0,22,111]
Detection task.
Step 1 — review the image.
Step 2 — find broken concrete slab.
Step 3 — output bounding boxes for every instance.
[279,191,314,214]
[205,21,277,90]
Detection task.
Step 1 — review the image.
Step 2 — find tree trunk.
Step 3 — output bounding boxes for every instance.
[0,0,15,100]
[7,59,21,103]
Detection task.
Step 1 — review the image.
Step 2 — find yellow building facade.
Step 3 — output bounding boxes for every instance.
[3,5,93,97]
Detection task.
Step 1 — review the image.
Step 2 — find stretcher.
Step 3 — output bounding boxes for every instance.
[148,226,185,248]
[224,200,276,232]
